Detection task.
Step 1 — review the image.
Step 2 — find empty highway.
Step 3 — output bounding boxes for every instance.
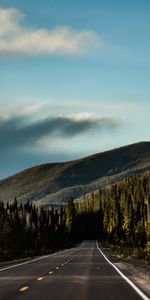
[0,241,149,300]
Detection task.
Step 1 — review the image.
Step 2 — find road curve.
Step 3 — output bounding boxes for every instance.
[0,241,149,300]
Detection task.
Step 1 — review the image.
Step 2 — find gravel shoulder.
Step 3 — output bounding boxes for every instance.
[102,247,150,298]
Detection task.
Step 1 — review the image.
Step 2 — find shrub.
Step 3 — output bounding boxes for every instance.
[144,242,150,262]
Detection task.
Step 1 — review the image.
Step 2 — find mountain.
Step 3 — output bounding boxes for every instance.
[0,141,150,207]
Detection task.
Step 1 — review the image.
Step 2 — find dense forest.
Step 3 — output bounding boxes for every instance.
[0,173,150,262]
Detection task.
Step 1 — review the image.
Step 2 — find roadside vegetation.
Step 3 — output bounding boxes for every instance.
[0,173,150,262]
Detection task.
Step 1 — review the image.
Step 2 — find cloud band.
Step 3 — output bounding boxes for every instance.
[0,7,103,56]
[0,114,119,151]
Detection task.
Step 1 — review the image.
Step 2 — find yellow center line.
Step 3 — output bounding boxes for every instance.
[37,277,44,281]
[49,271,53,275]
[19,286,29,292]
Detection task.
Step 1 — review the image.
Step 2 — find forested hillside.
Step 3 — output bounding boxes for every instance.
[0,141,150,206]
[0,172,150,262]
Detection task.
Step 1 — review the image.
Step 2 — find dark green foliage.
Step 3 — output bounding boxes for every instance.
[0,172,150,261]
[0,201,69,261]
[78,172,150,258]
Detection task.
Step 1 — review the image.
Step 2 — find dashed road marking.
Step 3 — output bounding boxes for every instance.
[37,277,44,281]
[0,247,77,273]
[49,271,53,275]
[19,286,29,292]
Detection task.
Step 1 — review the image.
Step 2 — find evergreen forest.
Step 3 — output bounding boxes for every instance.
[0,173,150,262]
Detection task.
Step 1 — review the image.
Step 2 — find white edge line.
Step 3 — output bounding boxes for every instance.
[0,247,74,272]
[96,241,150,300]
[0,254,55,272]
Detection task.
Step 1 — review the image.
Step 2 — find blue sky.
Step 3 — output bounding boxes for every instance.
[0,0,149,178]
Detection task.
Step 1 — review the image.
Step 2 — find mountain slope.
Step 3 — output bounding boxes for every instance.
[0,141,150,206]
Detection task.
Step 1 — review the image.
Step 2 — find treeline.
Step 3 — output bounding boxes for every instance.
[0,173,150,261]
[78,172,150,260]
[0,198,77,261]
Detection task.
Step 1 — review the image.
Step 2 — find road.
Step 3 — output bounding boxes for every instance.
[0,241,149,300]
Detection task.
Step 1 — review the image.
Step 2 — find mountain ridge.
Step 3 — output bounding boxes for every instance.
[0,141,150,206]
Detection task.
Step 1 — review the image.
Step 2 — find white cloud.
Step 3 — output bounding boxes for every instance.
[0,99,134,125]
[0,102,46,121]
[0,7,103,56]
[67,112,98,121]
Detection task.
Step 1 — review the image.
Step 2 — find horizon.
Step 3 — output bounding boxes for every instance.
[1,140,149,180]
[0,0,150,178]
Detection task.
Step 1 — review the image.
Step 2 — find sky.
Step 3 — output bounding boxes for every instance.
[0,0,150,179]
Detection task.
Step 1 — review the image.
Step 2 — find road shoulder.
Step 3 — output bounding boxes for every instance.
[101,247,150,298]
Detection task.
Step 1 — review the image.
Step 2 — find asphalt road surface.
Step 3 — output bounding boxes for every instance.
[0,241,149,300]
